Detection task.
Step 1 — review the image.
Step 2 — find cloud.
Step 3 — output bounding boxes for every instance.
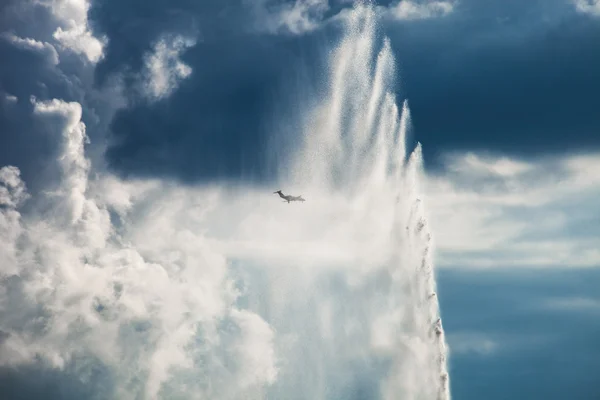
[139,34,196,102]
[246,0,331,35]
[0,6,451,398]
[0,97,278,399]
[0,0,198,195]
[387,0,455,20]
[245,0,457,36]
[0,32,60,65]
[445,332,498,356]
[573,0,600,16]
[0,93,442,398]
[539,296,600,312]
[424,151,600,268]
[445,329,559,358]
[3,94,18,104]
[49,0,107,63]
[1,4,284,389]
[0,0,119,196]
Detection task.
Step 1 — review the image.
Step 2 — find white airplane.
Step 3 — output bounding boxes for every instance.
[273,190,305,203]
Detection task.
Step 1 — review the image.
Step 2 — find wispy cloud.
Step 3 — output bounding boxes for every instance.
[246,0,456,36]
[139,34,196,102]
[3,94,18,104]
[424,151,600,268]
[247,0,330,35]
[445,332,498,356]
[572,0,600,17]
[539,296,600,312]
[387,0,455,21]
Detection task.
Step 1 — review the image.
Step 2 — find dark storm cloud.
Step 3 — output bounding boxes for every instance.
[385,0,600,165]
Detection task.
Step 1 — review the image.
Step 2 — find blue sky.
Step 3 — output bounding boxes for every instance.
[438,268,600,399]
[1,0,600,399]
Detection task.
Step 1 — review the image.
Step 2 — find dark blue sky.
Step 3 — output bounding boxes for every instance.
[86,0,600,182]
[392,0,600,162]
[437,267,600,400]
[1,0,599,185]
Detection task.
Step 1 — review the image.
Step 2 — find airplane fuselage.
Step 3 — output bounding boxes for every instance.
[274,190,305,203]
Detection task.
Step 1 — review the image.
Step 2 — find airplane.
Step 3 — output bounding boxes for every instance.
[273,190,305,203]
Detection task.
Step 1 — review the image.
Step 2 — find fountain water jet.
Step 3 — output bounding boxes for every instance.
[264,3,451,399]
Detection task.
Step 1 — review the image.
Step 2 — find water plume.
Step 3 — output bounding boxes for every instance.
[271,4,450,399]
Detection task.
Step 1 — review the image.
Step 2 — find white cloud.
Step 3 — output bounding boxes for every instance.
[573,0,600,17]
[49,0,107,63]
[274,0,330,34]
[247,0,330,35]
[388,0,455,20]
[0,0,123,191]
[3,94,18,104]
[539,296,600,312]
[445,332,498,356]
[0,166,28,208]
[446,331,556,356]
[424,151,600,268]
[248,0,455,34]
[139,34,196,101]
[1,0,105,64]
[1,32,60,65]
[0,98,278,399]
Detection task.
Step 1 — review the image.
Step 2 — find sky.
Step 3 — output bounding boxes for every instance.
[1,0,600,399]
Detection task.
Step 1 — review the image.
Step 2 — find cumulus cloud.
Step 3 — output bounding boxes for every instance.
[424,151,600,268]
[1,32,60,65]
[0,0,120,195]
[573,0,600,17]
[49,0,107,63]
[0,97,278,399]
[0,0,195,196]
[388,0,455,20]
[139,34,196,102]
